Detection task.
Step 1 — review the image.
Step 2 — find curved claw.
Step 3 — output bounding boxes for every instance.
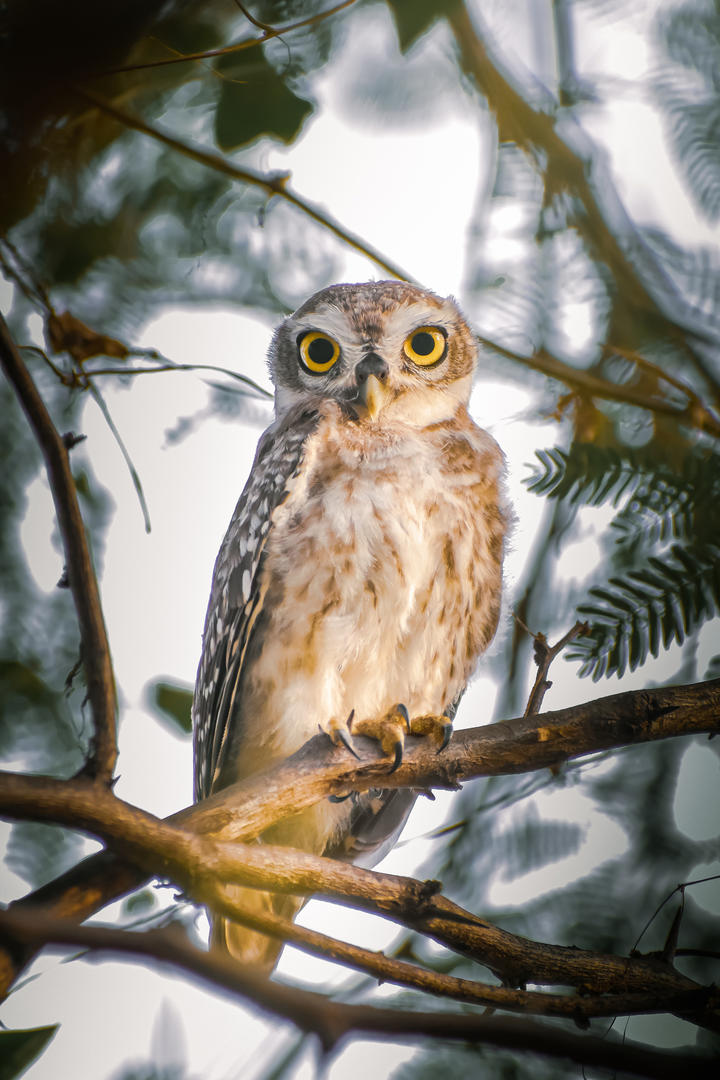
[438,719,453,753]
[335,726,360,759]
[389,739,403,773]
[329,792,354,803]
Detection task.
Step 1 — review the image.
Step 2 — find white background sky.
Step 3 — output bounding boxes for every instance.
[1,1,719,1078]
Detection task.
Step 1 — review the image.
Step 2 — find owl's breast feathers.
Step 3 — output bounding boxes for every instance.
[193,397,505,873]
[214,398,504,780]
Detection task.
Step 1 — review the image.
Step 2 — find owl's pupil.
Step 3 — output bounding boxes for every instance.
[412,332,435,356]
[308,337,334,365]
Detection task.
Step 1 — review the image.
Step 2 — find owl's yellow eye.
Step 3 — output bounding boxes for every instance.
[298,331,340,374]
[403,326,446,367]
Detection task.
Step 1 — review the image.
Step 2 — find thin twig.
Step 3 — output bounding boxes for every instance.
[86,381,152,534]
[0,314,117,784]
[95,0,358,76]
[71,87,415,284]
[77,360,273,398]
[518,619,589,717]
[477,336,720,439]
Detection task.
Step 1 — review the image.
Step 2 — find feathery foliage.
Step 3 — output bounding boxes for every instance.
[526,442,720,678]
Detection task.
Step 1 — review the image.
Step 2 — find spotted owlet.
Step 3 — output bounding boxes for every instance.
[192,280,506,969]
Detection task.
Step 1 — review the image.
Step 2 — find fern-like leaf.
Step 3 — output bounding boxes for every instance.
[567,543,720,679]
[525,444,643,506]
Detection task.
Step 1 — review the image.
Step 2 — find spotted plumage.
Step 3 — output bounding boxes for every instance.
[192,280,507,968]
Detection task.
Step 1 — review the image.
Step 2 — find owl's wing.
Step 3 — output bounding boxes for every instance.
[192,406,320,801]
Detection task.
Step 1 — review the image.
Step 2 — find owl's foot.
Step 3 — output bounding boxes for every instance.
[350,704,410,772]
[324,710,359,758]
[408,712,454,753]
[351,707,453,771]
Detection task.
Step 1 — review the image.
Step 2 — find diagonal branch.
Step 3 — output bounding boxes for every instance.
[0,314,117,783]
[98,0,358,76]
[204,881,710,1023]
[478,336,720,439]
[449,2,720,402]
[1,910,717,1080]
[71,87,415,285]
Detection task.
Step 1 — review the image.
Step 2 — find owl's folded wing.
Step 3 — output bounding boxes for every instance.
[192,405,320,801]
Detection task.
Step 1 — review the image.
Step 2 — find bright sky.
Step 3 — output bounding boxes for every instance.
[2,2,719,1078]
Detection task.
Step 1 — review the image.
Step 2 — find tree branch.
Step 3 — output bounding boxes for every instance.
[70,87,416,285]
[1,677,718,1025]
[0,313,117,783]
[97,0,358,76]
[478,336,720,439]
[0,910,716,1080]
[203,881,710,1024]
[449,2,720,402]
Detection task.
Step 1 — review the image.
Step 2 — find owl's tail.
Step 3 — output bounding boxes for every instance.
[210,886,305,974]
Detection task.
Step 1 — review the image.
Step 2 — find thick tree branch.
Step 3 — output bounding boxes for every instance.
[0,313,117,783]
[0,911,716,1080]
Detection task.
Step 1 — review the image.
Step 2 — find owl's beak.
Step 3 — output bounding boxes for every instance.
[353,354,390,421]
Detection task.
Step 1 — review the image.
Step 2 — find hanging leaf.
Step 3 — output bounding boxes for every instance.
[0,1026,59,1080]
[214,47,313,150]
[148,680,194,736]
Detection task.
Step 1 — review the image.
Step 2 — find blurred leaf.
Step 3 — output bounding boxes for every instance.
[655,0,720,221]
[214,47,314,150]
[123,888,158,916]
[148,680,194,736]
[4,822,86,890]
[386,0,457,53]
[0,1025,59,1080]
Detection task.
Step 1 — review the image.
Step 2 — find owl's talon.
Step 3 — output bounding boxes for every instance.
[334,726,359,759]
[390,739,403,773]
[438,723,453,753]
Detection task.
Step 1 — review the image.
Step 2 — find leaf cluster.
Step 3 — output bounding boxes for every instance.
[526,441,720,679]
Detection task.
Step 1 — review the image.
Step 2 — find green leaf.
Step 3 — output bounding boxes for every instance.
[214,47,313,150]
[0,1026,59,1080]
[386,0,458,53]
[147,680,194,736]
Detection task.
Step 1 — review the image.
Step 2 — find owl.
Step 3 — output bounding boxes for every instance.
[192,280,506,970]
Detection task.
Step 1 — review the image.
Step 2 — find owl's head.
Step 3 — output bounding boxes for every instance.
[268,281,477,428]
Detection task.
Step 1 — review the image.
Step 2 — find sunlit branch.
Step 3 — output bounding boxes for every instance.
[97,0,358,76]
[72,87,415,285]
[0,911,716,1079]
[0,315,117,784]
